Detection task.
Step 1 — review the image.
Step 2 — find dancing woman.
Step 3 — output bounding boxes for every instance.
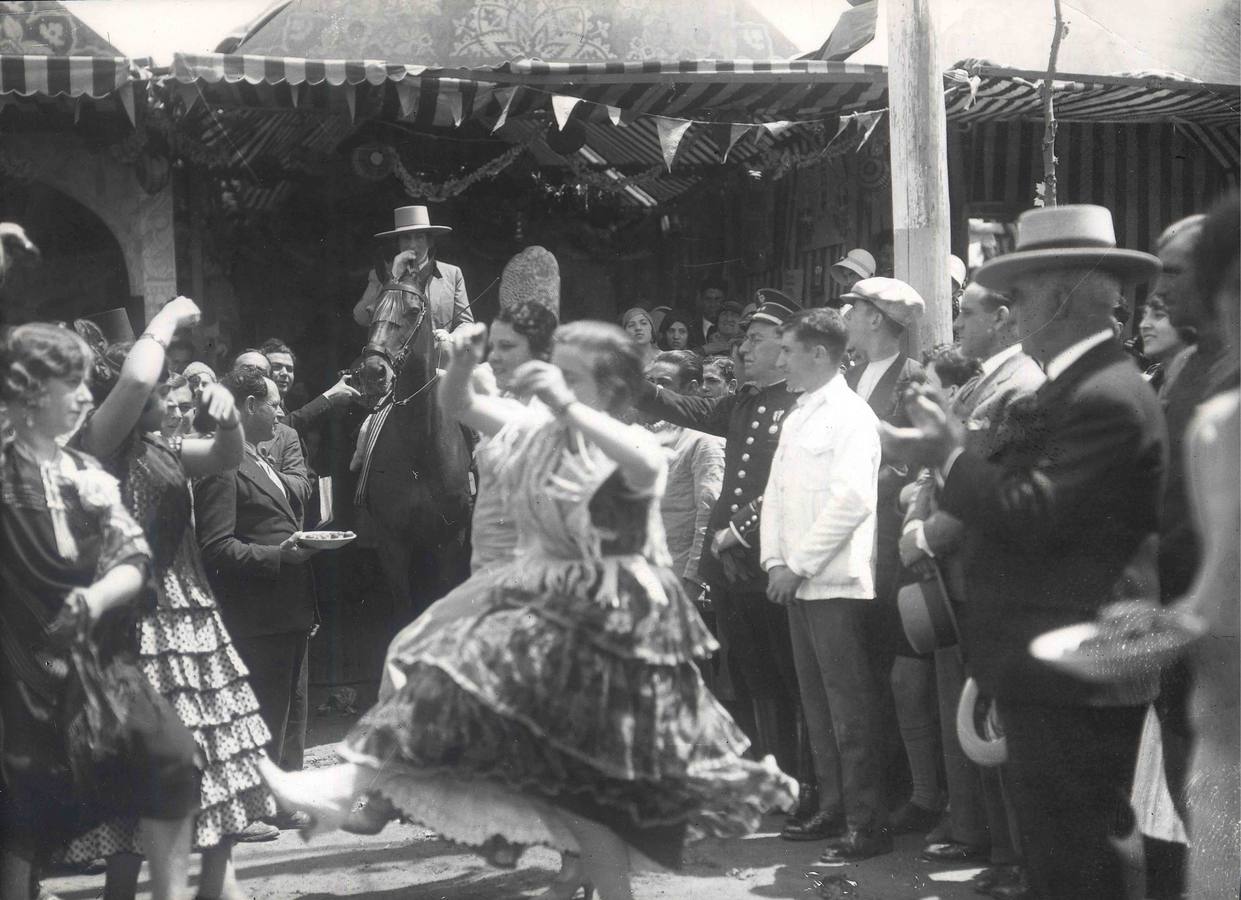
[0,325,199,900]
[261,320,795,900]
[67,297,277,900]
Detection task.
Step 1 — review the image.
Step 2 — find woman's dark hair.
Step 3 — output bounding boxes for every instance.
[553,321,645,417]
[922,343,982,389]
[1143,295,1198,346]
[496,300,558,361]
[1,323,90,406]
[656,309,704,351]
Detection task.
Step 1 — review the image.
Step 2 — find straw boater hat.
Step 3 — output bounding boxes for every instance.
[972,204,1160,291]
[830,248,876,286]
[374,205,452,238]
[949,254,968,290]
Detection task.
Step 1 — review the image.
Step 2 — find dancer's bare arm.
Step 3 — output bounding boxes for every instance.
[437,323,526,437]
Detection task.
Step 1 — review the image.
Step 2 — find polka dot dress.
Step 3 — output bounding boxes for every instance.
[63,434,276,862]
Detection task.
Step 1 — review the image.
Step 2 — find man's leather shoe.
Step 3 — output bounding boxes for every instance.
[780,810,845,841]
[817,828,893,862]
[921,840,989,863]
[889,801,942,835]
[787,782,819,822]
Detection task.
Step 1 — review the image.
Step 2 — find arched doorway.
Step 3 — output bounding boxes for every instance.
[0,179,132,327]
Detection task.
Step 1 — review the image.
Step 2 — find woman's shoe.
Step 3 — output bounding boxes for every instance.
[255,757,350,840]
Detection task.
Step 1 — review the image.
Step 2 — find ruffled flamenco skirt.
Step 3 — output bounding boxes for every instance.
[342,554,797,870]
[63,568,276,861]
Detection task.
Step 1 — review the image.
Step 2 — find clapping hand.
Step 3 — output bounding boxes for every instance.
[157,295,202,331]
[197,383,238,429]
[511,361,576,411]
[446,322,488,367]
[878,383,965,470]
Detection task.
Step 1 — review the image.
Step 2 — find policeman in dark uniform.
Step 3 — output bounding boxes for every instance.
[634,290,820,834]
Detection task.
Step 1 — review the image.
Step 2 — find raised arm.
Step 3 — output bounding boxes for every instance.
[178,383,245,478]
[511,360,664,492]
[79,296,201,460]
[632,379,734,437]
[438,323,533,437]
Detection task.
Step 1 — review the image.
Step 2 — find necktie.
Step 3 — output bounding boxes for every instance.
[252,451,286,499]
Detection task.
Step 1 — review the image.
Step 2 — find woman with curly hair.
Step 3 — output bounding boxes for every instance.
[65,297,278,900]
[0,323,199,900]
[259,320,795,900]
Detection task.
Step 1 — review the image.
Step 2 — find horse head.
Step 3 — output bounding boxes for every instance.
[359,279,433,403]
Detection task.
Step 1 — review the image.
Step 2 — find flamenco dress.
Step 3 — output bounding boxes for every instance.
[344,416,795,868]
[63,432,275,862]
[0,440,200,860]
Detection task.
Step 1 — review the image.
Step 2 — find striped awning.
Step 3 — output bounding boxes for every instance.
[0,54,144,98]
[948,68,1240,127]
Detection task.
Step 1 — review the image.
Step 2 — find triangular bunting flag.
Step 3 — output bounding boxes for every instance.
[762,120,795,139]
[492,86,517,132]
[606,105,623,126]
[856,110,884,148]
[655,116,693,172]
[552,95,582,130]
[396,81,418,119]
[344,83,356,122]
[175,81,200,114]
[444,91,464,127]
[120,83,136,126]
[725,123,753,160]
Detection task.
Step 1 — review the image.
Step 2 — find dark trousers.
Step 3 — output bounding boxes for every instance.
[1000,701,1145,900]
[788,598,884,831]
[234,632,310,771]
[711,584,802,777]
[935,647,989,847]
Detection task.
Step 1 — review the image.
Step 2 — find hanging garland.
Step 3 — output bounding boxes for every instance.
[390,126,544,201]
[564,157,667,193]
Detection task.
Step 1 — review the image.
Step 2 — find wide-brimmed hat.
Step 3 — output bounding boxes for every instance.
[830,248,876,285]
[898,569,959,655]
[957,677,1007,767]
[841,277,925,328]
[749,288,802,327]
[374,205,452,238]
[973,204,1160,291]
[949,254,968,289]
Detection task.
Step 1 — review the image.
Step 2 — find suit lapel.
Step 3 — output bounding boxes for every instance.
[239,455,296,522]
[1037,340,1125,407]
[867,354,906,419]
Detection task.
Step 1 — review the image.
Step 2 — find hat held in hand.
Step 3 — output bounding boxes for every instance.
[972,204,1160,291]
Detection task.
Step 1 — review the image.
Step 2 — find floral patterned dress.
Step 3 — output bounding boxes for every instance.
[64,432,274,860]
[344,417,795,869]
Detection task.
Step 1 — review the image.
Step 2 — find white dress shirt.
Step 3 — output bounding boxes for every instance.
[760,374,881,600]
[854,351,901,401]
[248,445,287,499]
[980,342,1025,378]
[1044,329,1113,382]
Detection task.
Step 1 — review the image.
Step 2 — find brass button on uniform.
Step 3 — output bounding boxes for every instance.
[745,437,755,445]
[733,487,743,496]
[741,453,751,462]
[738,470,747,479]
[730,503,739,512]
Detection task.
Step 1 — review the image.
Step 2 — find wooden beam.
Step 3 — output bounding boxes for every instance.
[886,0,953,354]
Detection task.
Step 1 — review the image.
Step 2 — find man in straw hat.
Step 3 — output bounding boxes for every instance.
[881,204,1167,900]
[352,205,473,343]
[632,288,814,827]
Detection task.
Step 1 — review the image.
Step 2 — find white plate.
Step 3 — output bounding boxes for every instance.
[1030,609,1206,683]
[294,530,357,550]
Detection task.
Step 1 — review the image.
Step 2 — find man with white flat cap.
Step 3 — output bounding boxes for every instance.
[880,204,1167,900]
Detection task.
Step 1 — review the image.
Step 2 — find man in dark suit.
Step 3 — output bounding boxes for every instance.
[883,205,1166,900]
[841,277,937,842]
[195,365,321,804]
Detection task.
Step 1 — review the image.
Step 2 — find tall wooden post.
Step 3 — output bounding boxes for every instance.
[886,0,953,353]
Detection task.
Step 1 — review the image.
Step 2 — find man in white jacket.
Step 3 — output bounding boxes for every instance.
[761,307,889,861]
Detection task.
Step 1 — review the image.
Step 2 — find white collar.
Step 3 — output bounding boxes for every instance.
[979,343,1024,378]
[863,350,900,374]
[1044,330,1113,382]
[795,372,847,412]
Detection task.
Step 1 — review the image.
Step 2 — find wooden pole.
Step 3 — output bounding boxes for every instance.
[886,0,953,354]
[1040,0,1066,207]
